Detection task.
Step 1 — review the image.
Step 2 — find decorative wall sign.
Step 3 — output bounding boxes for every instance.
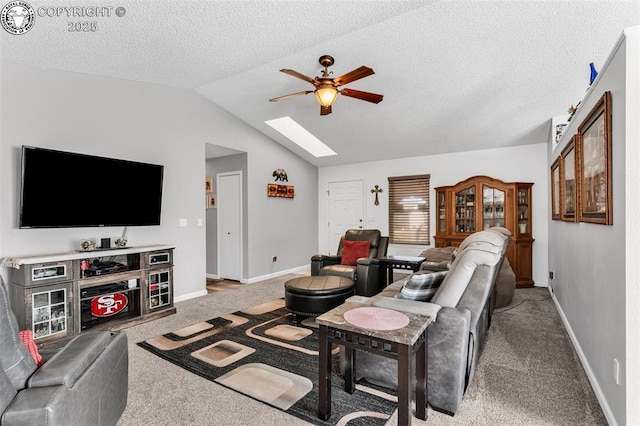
[205,177,213,193]
[267,183,294,198]
[561,135,578,222]
[578,91,612,225]
[370,185,383,206]
[208,195,217,209]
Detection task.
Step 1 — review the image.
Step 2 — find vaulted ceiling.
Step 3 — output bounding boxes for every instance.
[2,1,638,166]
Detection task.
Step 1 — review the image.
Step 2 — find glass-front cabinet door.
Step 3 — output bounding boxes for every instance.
[517,186,531,235]
[482,185,505,230]
[454,186,475,233]
[437,190,446,233]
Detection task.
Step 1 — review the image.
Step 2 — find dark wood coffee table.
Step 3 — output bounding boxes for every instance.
[380,255,426,285]
[316,302,432,425]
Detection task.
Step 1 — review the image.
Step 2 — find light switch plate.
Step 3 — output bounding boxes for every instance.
[179,218,188,227]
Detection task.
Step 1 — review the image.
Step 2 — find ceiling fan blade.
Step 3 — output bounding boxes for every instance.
[333,66,374,86]
[340,88,384,104]
[320,105,332,116]
[280,69,319,86]
[269,91,313,102]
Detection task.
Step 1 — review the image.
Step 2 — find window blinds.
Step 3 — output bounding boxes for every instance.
[388,174,430,244]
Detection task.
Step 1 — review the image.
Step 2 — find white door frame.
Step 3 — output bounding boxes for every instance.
[216,170,243,281]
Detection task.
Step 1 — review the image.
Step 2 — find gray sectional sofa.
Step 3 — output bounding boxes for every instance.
[0,277,129,425]
[349,227,510,415]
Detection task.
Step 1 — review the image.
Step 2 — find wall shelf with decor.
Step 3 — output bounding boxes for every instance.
[5,245,175,346]
[434,175,534,287]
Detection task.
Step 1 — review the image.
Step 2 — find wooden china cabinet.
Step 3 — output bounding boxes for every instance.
[434,175,534,287]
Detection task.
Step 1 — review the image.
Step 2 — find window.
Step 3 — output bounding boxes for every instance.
[388,174,430,244]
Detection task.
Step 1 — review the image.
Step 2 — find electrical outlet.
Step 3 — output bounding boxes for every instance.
[614,358,620,385]
[272,256,277,262]
[549,271,555,280]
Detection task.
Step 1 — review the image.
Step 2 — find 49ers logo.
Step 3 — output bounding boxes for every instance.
[91,293,128,317]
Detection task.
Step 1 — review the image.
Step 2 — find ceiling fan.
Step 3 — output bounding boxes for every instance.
[269,55,383,116]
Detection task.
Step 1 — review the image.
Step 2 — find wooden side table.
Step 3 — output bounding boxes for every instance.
[316,302,432,425]
[380,255,426,285]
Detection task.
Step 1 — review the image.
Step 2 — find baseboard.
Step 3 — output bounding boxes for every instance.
[242,264,309,284]
[549,288,617,426]
[174,289,208,303]
[206,273,220,279]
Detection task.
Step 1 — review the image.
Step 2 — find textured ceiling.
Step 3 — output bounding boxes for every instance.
[2,1,639,166]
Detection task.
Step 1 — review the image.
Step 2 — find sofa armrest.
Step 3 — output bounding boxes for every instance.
[310,254,341,275]
[28,332,112,388]
[420,260,450,271]
[356,257,380,266]
[311,254,341,263]
[371,297,442,320]
[355,258,385,296]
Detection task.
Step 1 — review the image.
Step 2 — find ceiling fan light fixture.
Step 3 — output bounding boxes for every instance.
[314,85,339,107]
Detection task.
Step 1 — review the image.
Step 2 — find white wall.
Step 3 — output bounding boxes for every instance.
[547,27,640,426]
[318,143,549,285]
[0,62,318,299]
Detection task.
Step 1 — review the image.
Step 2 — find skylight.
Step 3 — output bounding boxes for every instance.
[265,116,337,158]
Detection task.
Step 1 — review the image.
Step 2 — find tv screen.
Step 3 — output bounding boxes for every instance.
[20,146,164,228]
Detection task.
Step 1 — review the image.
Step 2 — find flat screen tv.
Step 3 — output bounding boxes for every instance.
[20,146,164,228]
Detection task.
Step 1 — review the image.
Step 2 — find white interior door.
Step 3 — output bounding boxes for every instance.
[217,171,242,281]
[328,180,364,254]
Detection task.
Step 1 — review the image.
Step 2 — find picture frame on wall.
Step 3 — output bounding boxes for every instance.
[208,195,217,209]
[561,135,578,222]
[550,157,562,220]
[578,91,612,225]
[205,177,213,193]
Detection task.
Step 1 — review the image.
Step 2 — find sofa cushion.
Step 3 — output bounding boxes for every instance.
[341,240,371,266]
[456,230,506,253]
[319,264,357,281]
[398,271,448,301]
[0,368,17,415]
[418,246,456,263]
[431,246,502,308]
[486,226,512,237]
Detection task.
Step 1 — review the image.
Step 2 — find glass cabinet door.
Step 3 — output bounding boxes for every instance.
[437,191,446,232]
[482,185,505,229]
[454,186,475,233]
[517,187,531,235]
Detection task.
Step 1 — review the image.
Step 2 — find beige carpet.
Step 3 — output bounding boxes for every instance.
[118,276,607,426]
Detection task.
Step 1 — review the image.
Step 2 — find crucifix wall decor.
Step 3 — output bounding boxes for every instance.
[371,185,383,206]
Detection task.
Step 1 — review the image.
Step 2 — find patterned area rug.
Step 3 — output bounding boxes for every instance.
[138,299,398,425]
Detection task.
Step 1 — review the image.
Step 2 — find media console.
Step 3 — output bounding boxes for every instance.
[4,245,176,346]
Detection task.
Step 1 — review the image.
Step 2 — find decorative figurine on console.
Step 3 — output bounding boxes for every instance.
[114,227,128,248]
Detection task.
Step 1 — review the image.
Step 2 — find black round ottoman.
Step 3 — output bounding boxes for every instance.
[284,276,355,323]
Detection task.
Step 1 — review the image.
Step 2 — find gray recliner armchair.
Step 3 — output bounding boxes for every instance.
[0,277,128,426]
[311,229,389,296]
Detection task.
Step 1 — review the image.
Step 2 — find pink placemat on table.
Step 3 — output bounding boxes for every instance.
[343,307,410,331]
